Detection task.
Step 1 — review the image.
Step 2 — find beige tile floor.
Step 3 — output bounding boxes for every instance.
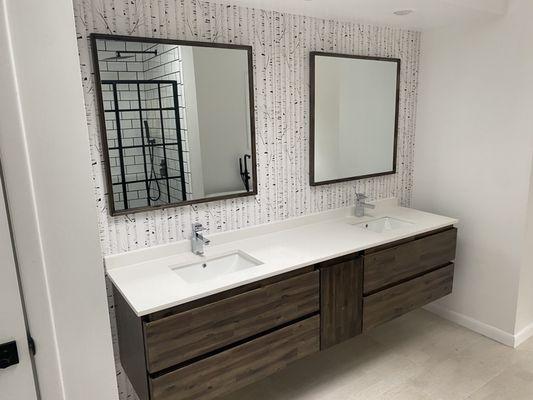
[221,310,533,400]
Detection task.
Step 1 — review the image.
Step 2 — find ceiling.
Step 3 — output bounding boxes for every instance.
[218,0,509,30]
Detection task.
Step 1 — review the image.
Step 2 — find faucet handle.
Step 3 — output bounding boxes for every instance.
[355,192,367,200]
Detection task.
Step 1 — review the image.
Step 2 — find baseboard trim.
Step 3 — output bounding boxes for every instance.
[514,322,533,348]
[424,303,516,347]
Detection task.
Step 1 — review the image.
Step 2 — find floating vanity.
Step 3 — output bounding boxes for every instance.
[106,199,458,400]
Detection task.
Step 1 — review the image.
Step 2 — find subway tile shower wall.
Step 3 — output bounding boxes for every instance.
[74,2,420,398]
[98,39,192,209]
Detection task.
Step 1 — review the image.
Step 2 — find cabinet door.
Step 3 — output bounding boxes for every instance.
[320,255,363,349]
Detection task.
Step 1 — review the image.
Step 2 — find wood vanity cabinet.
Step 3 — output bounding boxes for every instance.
[114,267,320,400]
[318,226,457,348]
[114,225,457,400]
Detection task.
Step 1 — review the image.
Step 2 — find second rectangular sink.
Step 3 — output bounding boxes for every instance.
[352,217,414,233]
[171,251,263,284]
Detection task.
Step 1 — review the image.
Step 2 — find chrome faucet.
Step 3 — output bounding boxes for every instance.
[355,193,375,217]
[191,223,210,256]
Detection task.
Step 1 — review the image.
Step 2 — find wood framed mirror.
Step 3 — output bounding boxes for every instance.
[90,34,257,215]
[310,52,400,186]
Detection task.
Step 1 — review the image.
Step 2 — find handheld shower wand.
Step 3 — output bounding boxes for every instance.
[144,121,161,202]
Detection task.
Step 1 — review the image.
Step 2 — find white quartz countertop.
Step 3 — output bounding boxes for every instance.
[105,199,458,316]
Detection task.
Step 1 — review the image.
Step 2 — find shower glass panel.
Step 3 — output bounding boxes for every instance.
[102,80,187,210]
[91,35,256,215]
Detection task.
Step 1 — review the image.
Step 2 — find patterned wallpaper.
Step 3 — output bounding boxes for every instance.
[73,1,420,398]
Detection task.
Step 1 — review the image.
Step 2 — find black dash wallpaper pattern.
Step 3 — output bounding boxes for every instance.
[73,0,420,397]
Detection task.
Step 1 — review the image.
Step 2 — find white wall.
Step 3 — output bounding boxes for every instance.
[515,160,533,341]
[0,0,118,398]
[414,0,533,343]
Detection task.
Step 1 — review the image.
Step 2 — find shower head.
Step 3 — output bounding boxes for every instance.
[101,51,135,61]
[101,49,158,62]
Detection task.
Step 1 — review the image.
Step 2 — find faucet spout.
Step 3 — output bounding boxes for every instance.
[191,223,210,255]
[355,193,375,217]
[197,232,211,245]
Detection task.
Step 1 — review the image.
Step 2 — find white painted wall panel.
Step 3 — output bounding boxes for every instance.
[414,0,533,339]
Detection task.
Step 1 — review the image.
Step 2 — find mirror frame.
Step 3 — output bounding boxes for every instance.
[89,33,257,216]
[309,51,401,186]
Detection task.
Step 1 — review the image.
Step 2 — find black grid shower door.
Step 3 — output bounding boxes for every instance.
[102,79,187,210]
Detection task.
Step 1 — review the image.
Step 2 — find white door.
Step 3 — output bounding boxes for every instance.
[0,166,38,399]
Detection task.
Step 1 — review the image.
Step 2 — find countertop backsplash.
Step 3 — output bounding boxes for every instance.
[73,1,420,398]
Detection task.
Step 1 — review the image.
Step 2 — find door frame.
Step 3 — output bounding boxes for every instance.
[0,0,118,399]
[0,156,39,399]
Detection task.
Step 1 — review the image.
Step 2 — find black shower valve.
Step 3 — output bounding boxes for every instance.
[159,159,168,178]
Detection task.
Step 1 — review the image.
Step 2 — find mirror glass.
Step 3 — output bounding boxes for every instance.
[310,52,400,185]
[91,35,256,215]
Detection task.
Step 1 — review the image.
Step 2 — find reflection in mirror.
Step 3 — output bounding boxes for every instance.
[90,35,256,215]
[310,52,400,185]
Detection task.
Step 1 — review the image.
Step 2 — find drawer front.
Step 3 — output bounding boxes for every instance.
[363,263,454,331]
[363,228,457,294]
[150,316,320,400]
[144,271,319,373]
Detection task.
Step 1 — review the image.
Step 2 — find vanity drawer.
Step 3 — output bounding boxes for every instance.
[363,263,454,331]
[149,316,320,400]
[363,227,457,294]
[144,270,319,373]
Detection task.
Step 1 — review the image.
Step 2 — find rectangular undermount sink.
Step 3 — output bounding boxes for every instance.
[171,251,263,284]
[353,217,414,233]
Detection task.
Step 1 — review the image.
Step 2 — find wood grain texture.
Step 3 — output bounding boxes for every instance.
[320,256,363,349]
[144,271,319,373]
[363,228,457,294]
[146,266,315,321]
[150,316,320,400]
[363,263,454,331]
[362,226,453,255]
